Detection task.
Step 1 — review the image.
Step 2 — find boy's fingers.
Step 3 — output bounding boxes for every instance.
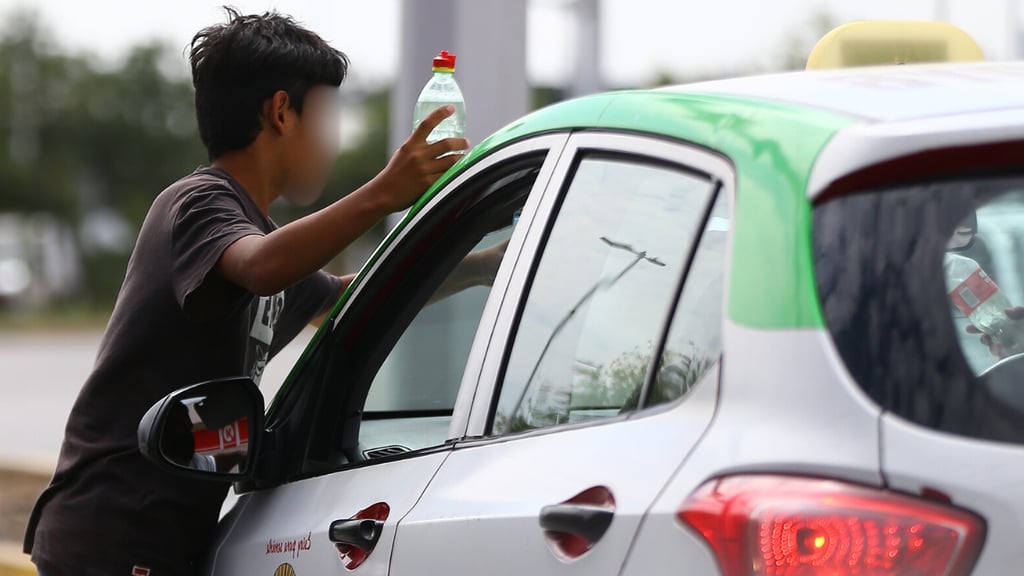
[966,325,982,334]
[422,156,462,177]
[1007,306,1024,319]
[426,137,470,157]
[412,106,455,142]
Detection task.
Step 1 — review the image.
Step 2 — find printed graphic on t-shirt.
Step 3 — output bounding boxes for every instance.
[249,292,284,384]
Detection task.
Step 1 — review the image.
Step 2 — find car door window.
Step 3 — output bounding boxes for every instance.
[357,227,513,457]
[300,156,546,474]
[491,155,718,435]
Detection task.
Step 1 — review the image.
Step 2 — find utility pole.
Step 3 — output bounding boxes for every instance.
[1009,0,1022,59]
[570,0,603,97]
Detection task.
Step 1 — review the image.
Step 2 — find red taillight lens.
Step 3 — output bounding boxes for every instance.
[678,476,985,576]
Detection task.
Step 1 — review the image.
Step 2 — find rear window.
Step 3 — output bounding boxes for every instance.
[814,175,1024,444]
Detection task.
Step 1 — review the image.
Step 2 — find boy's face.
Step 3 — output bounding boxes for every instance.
[280,85,341,206]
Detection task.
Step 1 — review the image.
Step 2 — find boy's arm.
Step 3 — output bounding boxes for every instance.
[427,239,509,305]
[216,107,467,297]
[311,240,508,328]
[309,273,356,327]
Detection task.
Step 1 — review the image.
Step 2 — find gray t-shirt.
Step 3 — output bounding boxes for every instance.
[24,167,341,575]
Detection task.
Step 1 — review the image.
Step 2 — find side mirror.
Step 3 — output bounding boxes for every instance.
[138,376,264,481]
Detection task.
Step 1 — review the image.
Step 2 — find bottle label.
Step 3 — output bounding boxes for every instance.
[949,268,1000,316]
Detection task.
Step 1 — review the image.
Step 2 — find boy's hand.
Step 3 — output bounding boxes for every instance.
[967,306,1024,359]
[373,105,470,212]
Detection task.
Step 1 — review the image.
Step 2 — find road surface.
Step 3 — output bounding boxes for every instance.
[0,328,315,473]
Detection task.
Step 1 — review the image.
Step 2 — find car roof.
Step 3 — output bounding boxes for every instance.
[454,61,1024,203]
[678,61,1024,122]
[465,61,1024,154]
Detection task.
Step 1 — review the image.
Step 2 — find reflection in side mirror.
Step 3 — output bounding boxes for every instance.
[138,376,264,480]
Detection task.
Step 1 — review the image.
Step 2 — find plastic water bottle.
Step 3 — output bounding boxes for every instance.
[945,253,1023,352]
[413,50,466,145]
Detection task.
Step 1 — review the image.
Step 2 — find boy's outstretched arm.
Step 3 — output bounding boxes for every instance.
[217,106,468,297]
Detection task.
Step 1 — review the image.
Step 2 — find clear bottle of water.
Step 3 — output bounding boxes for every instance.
[945,253,1022,353]
[413,50,466,145]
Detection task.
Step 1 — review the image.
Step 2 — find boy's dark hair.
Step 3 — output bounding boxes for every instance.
[189,7,349,160]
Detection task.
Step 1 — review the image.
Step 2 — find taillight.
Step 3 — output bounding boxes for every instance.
[677,475,985,576]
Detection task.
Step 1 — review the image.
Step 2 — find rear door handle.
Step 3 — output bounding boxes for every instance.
[539,503,614,543]
[329,518,384,551]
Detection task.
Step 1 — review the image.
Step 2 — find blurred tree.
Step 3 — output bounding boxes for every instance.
[0,11,82,220]
[642,10,839,87]
[0,10,209,305]
[0,9,397,305]
[778,11,838,71]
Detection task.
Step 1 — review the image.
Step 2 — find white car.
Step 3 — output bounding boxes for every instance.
[140,23,1024,576]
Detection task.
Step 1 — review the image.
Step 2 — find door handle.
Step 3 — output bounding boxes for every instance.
[329,518,384,552]
[539,503,614,543]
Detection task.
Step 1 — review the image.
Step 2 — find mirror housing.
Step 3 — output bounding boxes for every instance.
[138,376,264,481]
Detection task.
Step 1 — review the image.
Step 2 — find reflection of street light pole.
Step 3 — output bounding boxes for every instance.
[506,237,665,423]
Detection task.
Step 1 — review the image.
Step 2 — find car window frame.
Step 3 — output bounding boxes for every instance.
[460,131,736,441]
[249,134,573,485]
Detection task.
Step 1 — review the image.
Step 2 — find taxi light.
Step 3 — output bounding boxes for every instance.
[807,21,984,70]
[677,475,985,576]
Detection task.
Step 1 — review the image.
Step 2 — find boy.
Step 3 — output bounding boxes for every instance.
[23,9,469,575]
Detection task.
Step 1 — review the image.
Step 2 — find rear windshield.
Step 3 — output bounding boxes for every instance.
[814,175,1024,444]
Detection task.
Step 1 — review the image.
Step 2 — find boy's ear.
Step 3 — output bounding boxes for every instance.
[262,90,293,135]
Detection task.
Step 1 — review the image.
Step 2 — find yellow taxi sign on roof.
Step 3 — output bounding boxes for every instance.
[807,21,984,70]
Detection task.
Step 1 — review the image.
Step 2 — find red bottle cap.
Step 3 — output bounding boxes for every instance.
[432,50,457,70]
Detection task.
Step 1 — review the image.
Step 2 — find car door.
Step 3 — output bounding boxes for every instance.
[390,132,734,576]
[202,135,570,576]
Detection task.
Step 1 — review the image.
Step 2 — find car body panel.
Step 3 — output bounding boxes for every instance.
[880,414,1024,575]
[208,452,449,576]
[390,368,719,576]
[683,322,882,484]
[619,324,883,576]
[808,108,1024,200]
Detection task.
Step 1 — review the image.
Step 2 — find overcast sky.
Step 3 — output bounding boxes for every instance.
[0,0,1020,87]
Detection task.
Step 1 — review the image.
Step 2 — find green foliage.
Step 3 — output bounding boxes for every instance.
[0,12,205,224]
[0,9,394,306]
